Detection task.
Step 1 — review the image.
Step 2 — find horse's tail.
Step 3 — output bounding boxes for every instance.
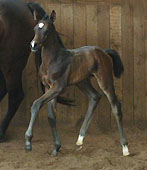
[104,48,124,78]
[34,51,75,106]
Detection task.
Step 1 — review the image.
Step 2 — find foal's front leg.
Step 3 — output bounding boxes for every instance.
[25,84,64,151]
[47,99,61,156]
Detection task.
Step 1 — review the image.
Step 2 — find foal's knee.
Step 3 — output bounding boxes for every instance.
[31,100,42,113]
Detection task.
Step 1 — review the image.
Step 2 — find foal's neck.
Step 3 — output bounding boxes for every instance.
[43,30,64,55]
[42,28,66,65]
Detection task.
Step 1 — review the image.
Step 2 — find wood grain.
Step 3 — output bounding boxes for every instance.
[121,1,134,126]
[133,0,146,128]
[1,0,146,129]
[96,5,111,130]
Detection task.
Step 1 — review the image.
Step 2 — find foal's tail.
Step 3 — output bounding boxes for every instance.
[104,48,124,78]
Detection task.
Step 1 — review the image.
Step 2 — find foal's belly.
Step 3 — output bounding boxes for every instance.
[68,66,91,85]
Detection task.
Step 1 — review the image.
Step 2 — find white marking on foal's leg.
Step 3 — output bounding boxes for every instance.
[76,135,84,146]
[122,145,130,156]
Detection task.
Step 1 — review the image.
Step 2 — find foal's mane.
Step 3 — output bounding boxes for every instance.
[56,33,65,48]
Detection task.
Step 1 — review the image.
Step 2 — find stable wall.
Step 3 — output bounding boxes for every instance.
[0,0,146,130]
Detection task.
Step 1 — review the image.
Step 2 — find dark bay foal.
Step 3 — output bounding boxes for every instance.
[25,11,130,156]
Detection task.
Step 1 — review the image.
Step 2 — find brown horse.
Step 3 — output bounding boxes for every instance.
[25,11,130,156]
[0,0,73,142]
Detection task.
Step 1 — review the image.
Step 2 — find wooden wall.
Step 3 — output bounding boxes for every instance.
[0,0,147,130]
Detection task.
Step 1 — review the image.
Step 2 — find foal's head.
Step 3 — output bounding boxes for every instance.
[30,10,56,52]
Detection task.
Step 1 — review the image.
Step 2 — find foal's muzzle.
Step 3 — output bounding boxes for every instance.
[30,41,39,52]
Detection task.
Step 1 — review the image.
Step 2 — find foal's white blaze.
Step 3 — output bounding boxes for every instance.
[76,135,84,146]
[38,22,44,28]
[122,145,130,156]
[31,41,35,48]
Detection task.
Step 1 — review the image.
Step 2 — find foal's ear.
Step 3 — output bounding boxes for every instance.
[50,10,56,22]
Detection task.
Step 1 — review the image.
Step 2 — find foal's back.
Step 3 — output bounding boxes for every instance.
[68,45,112,84]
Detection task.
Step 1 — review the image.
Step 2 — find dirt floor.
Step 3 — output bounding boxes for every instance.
[0,124,147,170]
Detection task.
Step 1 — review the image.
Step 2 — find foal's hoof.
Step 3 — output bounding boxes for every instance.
[25,145,32,151]
[0,133,5,143]
[122,145,130,156]
[74,145,83,151]
[51,149,58,156]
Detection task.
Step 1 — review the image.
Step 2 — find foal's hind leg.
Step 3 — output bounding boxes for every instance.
[76,79,101,149]
[94,73,130,156]
[47,98,61,156]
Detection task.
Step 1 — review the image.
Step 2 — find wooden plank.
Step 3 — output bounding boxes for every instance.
[45,0,103,3]
[73,5,86,48]
[73,4,88,127]
[145,0,147,129]
[60,4,74,48]
[86,5,98,46]
[110,5,122,128]
[133,0,146,128]
[97,5,110,48]
[25,0,106,5]
[145,36,147,128]
[96,5,111,130]
[121,1,134,126]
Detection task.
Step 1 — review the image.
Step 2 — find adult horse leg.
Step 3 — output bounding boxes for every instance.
[94,73,130,156]
[0,70,7,141]
[25,83,64,152]
[0,70,7,102]
[76,79,101,149]
[47,98,61,156]
[0,72,24,141]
